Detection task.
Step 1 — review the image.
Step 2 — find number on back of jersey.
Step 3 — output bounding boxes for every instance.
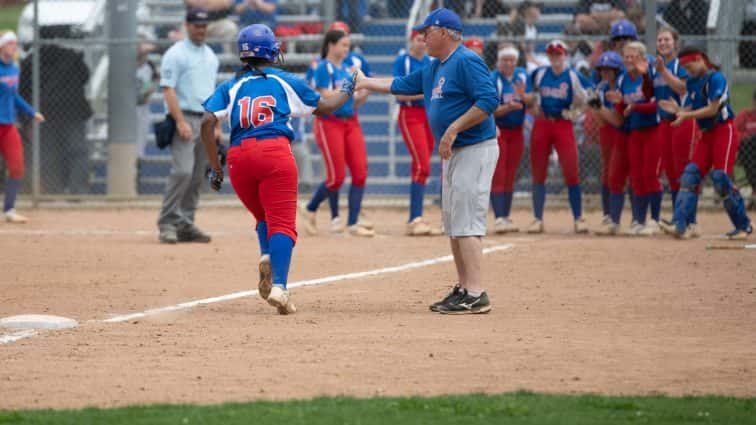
[238,96,277,128]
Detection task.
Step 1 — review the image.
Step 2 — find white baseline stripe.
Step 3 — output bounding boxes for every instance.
[104,243,514,323]
[0,330,38,345]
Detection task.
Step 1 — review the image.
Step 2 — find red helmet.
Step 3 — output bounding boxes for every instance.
[463,37,484,50]
[328,21,350,34]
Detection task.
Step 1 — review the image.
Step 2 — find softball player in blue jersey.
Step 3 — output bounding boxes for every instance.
[201,24,355,314]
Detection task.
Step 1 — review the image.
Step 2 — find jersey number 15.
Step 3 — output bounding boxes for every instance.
[238,96,276,128]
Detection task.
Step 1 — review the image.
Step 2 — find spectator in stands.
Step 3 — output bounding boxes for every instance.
[663,0,708,36]
[234,0,278,30]
[19,26,93,195]
[184,0,237,52]
[491,1,540,71]
[735,89,756,207]
[464,37,484,57]
[575,0,626,34]
[338,0,368,34]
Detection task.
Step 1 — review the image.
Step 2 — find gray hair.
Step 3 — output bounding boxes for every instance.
[446,28,462,41]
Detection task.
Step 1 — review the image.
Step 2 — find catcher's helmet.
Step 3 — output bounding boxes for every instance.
[237,24,280,61]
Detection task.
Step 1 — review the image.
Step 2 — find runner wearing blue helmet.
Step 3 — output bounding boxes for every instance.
[201,24,355,315]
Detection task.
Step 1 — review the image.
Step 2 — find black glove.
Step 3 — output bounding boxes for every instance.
[587,96,603,110]
[208,168,223,192]
[216,140,227,167]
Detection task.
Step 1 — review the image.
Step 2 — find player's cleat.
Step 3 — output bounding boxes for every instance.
[3,209,28,223]
[601,214,612,226]
[428,223,445,236]
[406,217,432,236]
[687,223,701,238]
[159,228,178,244]
[624,221,645,236]
[258,254,272,300]
[267,285,296,315]
[299,205,317,235]
[726,224,752,240]
[574,217,589,234]
[526,219,544,234]
[330,216,345,233]
[593,221,619,236]
[659,219,687,239]
[639,220,660,236]
[437,289,492,315]
[429,284,462,312]
[348,224,375,237]
[357,212,374,230]
[177,226,211,243]
[494,217,519,234]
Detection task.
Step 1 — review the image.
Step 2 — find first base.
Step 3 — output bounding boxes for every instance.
[0,314,78,330]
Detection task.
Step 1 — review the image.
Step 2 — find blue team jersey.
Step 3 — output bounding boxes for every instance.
[683,70,735,131]
[619,70,659,130]
[313,59,355,118]
[532,66,592,118]
[390,45,497,148]
[393,52,431,107]
[202,67,321,147]
[596,77,624,130]
[346,51,372,77]
[491,67,531,128]
[0,59,35,125]
[654,58,687,120]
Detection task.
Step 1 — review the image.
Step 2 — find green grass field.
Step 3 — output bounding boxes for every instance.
[1,392,754,425]
[0,4,23,33]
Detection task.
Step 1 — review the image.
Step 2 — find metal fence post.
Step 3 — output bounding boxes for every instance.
[31,0,40,205]
[106,0,138,197]
[645,0,657,55]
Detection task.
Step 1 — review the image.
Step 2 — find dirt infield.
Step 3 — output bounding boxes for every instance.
[1,206,755,409]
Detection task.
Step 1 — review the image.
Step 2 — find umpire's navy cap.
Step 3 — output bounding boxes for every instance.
[186,8,211,24]
[412,8,463,33]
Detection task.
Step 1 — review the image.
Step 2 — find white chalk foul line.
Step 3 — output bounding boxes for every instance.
[0,330,38,344]
[103,243,514,323]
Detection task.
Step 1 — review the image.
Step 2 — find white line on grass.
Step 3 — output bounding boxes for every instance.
[103,243,515,323]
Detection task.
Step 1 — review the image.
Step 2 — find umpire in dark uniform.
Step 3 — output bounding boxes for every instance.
[157,8,220,243]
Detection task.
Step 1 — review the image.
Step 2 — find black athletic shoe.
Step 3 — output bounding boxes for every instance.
[437,289,492,315]
[429,284,462,312]
[177,226,212,243]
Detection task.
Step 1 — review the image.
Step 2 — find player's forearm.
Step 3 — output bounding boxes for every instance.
[163,87,186,125]
[201,112,221,171]
[358,77,394,94]
[660,68,687,96]
[353,89,369,109]
[686,100,721,120]
[597,106,623,127]
[448,106,489,136]
[314,92,350,116]
[493,104,515,117]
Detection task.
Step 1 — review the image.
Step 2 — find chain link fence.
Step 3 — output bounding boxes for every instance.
[1,0,754,208]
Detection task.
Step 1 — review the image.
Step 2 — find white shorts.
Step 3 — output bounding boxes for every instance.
[442,138,499,237]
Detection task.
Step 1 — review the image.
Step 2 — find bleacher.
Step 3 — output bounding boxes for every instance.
[93,0,662,195]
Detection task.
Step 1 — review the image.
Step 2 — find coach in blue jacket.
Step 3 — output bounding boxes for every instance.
[356,8,499,315]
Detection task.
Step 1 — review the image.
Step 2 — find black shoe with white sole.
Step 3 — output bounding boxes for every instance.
[437,289,491,315]
[429,284,462,312]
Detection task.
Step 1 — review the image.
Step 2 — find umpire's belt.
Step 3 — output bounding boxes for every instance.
[182,110,204,117]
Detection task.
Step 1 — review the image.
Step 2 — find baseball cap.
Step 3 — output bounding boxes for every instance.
[329,21,351,34]
[412,8,463,33]
[186,8,211,24]
[610,19,638,40]
[463,37,484,50]
[546,39,567,55]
